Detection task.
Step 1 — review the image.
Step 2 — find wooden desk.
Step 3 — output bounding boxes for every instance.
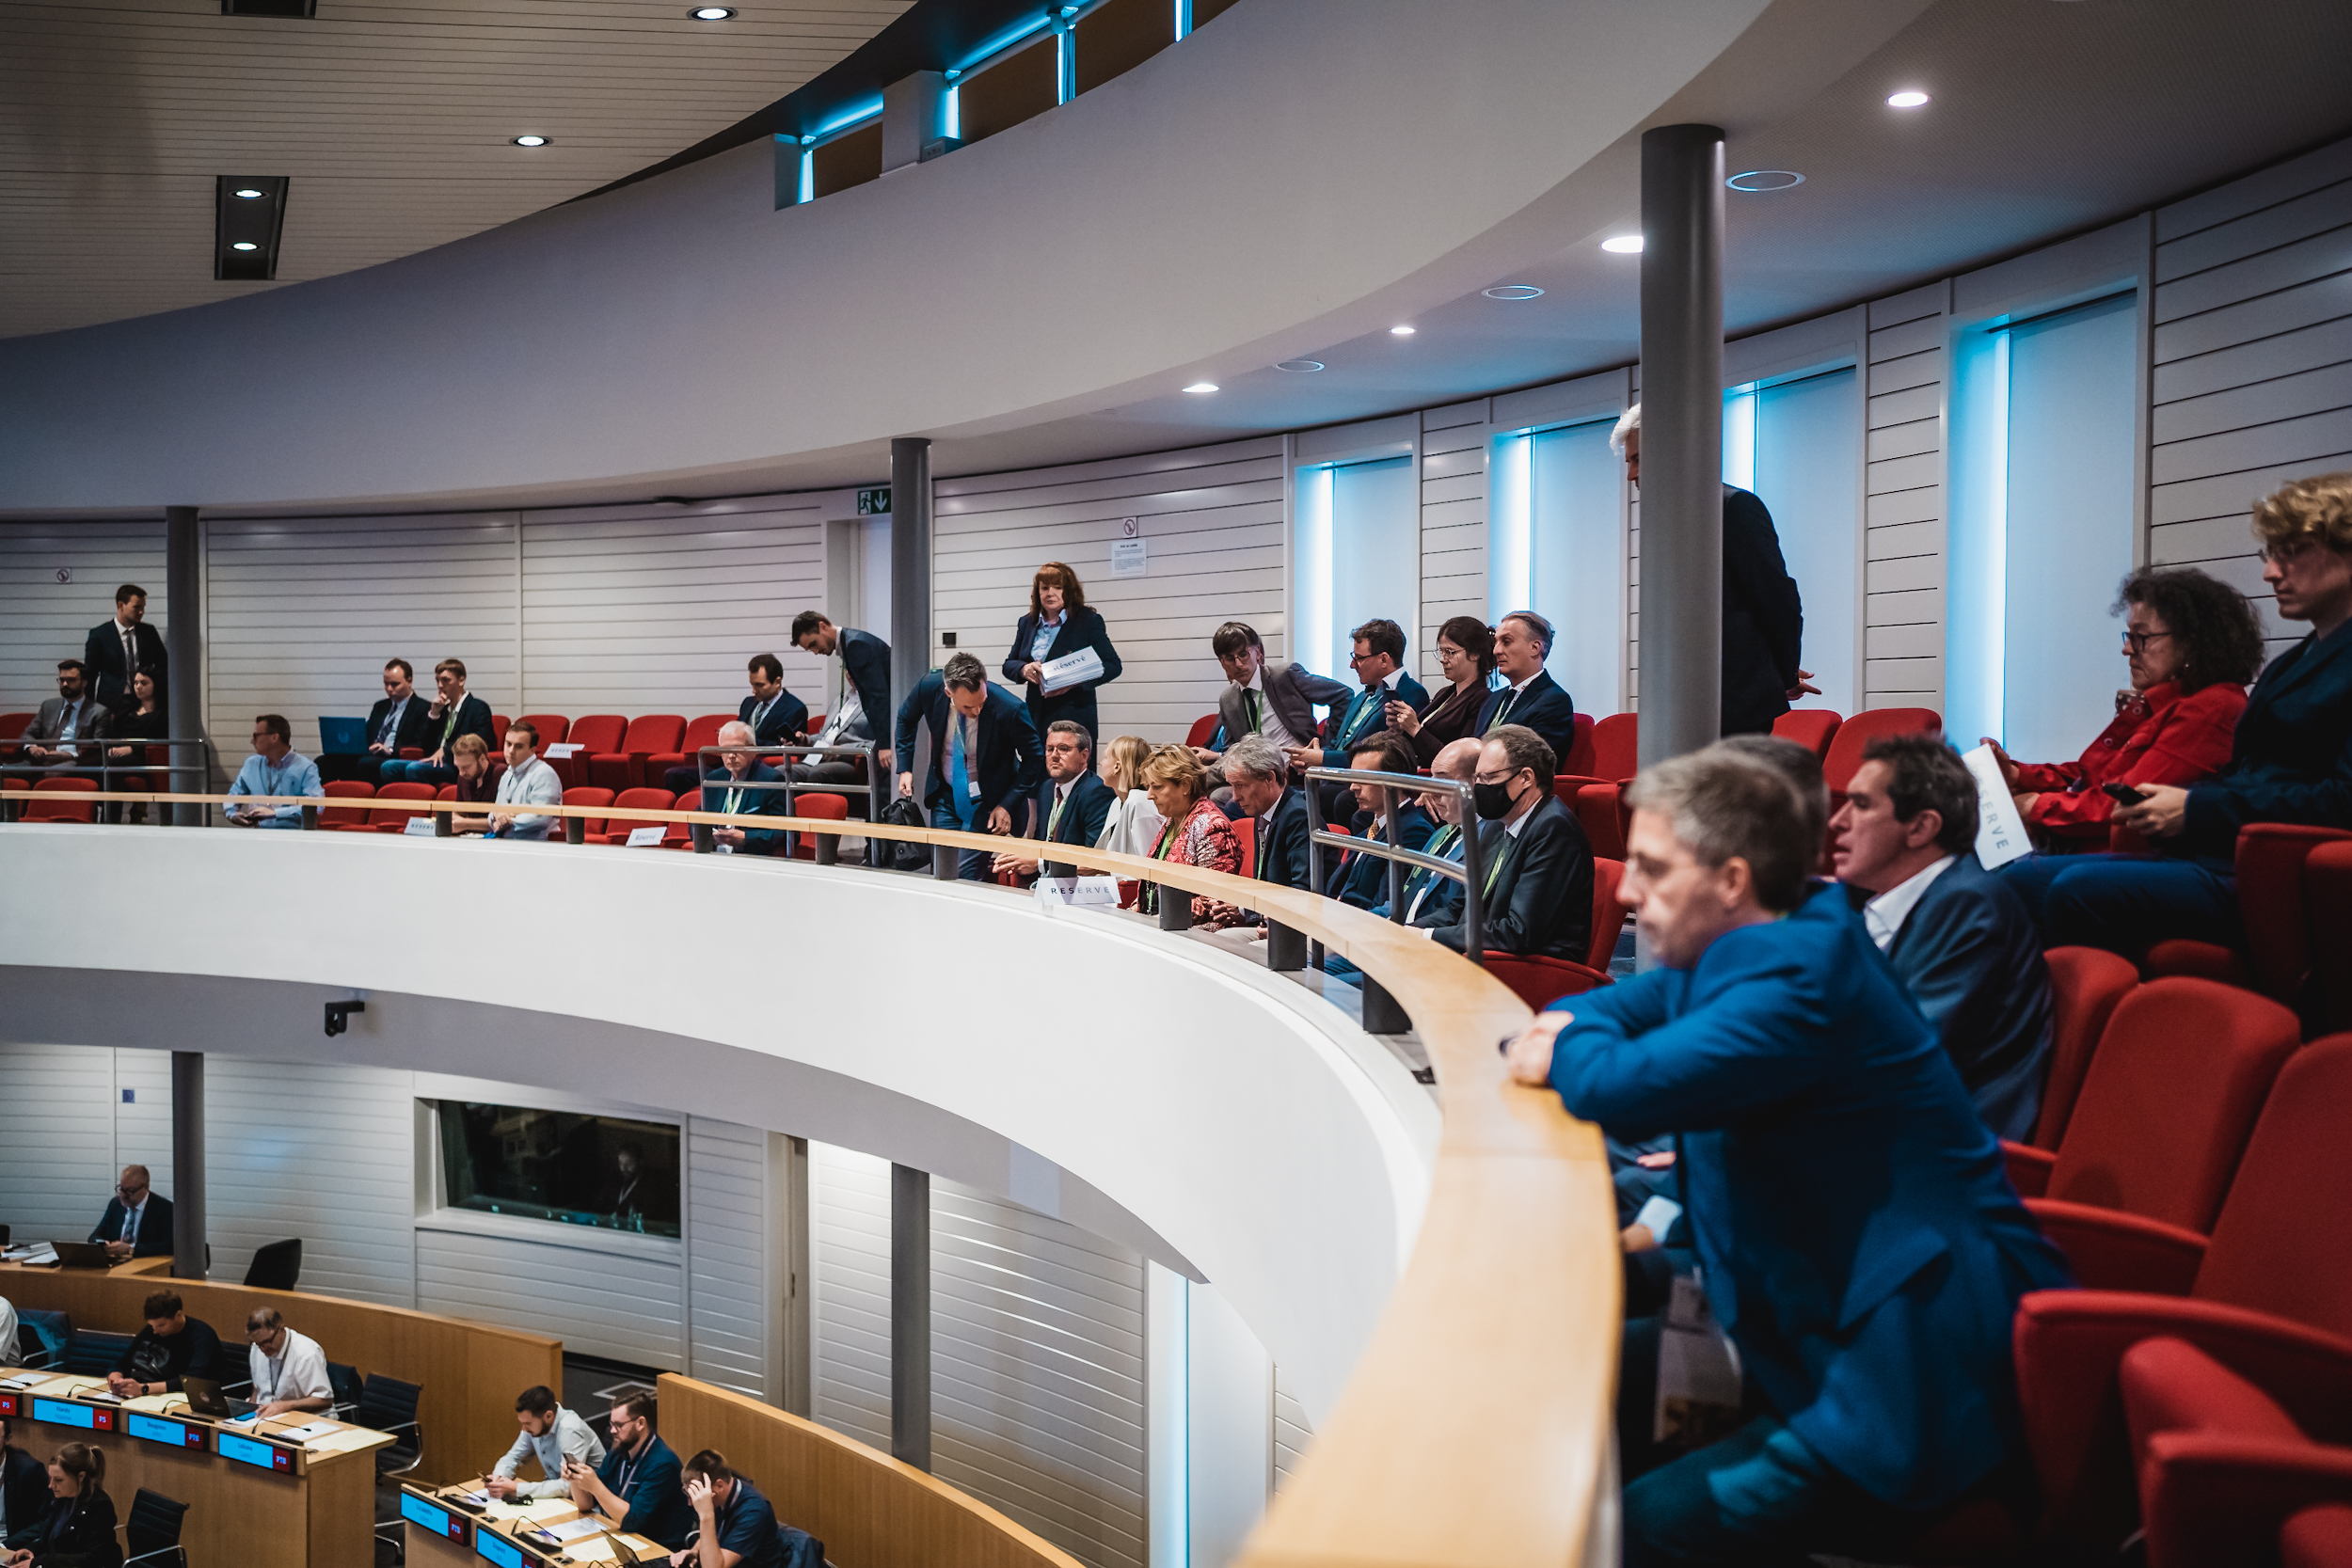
[0,1369,391,1568]
[0,1254,171,1279]
[401,1481,668,1568]
[0,1269,561,1484]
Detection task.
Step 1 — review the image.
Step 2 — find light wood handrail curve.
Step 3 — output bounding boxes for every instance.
[6,795,1622,1565]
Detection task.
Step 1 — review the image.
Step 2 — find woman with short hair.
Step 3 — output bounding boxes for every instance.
[1136,745,1239,921]
[1003,561,1123,742]
[1387,615,1495,766]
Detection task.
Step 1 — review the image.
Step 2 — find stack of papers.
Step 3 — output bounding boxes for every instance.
[1039,646,1104,695]
[274,1420,341,1443]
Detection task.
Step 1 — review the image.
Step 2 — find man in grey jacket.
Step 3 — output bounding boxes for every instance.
[1192,622,1352,790]
[487,1385,606,1499]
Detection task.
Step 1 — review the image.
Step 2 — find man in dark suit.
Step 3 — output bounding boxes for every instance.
[1326,734,1436,910]
[1297,618,1428,822]
[377,657,495,786]
[320,657,435,784]
[1473,612,1578,763]
[993,721,1117,882]
[1193,622,1351,789]
[83,583,168,715]
[90,1164,173,1260]
[1505,744,2070,1561]
[895,653,1043,879]
[1614,408,1811,735]
[0,1416,51,1551]
[660,654,809,795]
[1834,735,2053,1141]
[698,721,791,856]
[14,661,107,777]
[1424,724,1592,959]
[793,612,893,771]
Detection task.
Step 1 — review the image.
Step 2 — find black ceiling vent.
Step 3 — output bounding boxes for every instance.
[223,0,316,14]
[215,177,290,281]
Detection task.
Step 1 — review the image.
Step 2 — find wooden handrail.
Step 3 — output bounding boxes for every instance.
[6,792,1622,1563]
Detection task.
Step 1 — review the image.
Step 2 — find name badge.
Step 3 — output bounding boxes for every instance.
[402,816,437,836]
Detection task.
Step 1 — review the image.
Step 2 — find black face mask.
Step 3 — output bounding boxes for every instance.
[1472,777,1519,820]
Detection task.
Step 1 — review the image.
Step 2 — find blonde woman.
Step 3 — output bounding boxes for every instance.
[1136,746,1239,921]
[1094,735,1167,859]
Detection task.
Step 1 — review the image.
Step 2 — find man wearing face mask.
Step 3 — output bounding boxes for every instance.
[1420,724,1592,959]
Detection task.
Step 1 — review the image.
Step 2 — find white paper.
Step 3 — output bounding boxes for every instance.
[535,1517,608,1543]
[542,742,582,758]
[1039,645,1105,696]
[402,816,437,836]
[275,1420,340,1443]
[1961,743,2032,870]
[1033,874,1122,907]
[1110,537,1147,577]
[625,825,668,847]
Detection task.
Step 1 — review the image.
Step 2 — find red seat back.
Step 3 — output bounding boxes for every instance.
[603,787,677,842]
[568,715,628,754]
[1483,954,1611,1009]
[2031,947,2141,1151]
[620,715,686,752]
[1771,708,1843,761]
[560,785,614,836]
[2048,978,2302,1233]
[2239,824,2352,1000]
[519,714,570,745]
[490,715,512,742]
[2309,841,2352,1034]
[1586,858,1627,973]
[370,781,437,828]
[787,791,850,860]
[1589,714,1638,781]
[679,714,732,756]
[0,712,33,743]
[1185,713,1220,750]
[2193,1035,2352,1341]
[321,780,375,827]
[1230,815,1258,876]
[1562,713,1597,778]
[27,775,99,823]
[436,784,460,801]
[1822,706,1941,795]
[1574,783,1627,862]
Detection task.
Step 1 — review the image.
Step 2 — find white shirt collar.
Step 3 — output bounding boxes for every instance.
[1508,671,1538,694]
[1362,667,1405,693]
[1860,854,1960,952]
[1245,665,1267,693]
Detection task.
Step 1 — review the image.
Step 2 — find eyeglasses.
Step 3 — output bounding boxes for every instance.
[2261,537,2321,565]
[2121,630,2176,653]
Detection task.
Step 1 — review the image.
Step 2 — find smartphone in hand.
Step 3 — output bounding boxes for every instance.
[2100,782,2148,805]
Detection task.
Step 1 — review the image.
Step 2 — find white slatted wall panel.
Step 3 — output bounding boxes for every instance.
[204,1057,418,1305]
[417,1224,684,1368]
[0,522,167,718]
[931,437,1288,742]
[204,513,520,759]
[114,1050,177,1180]
[686,1117,771,1400]
[1864,283,1949,710]
[0,1044,119,1244]
[810,1142,893,1451]
[1418,401,1489,686]
[930,1179,1146,1568]
[517,505,828,721]
[1271,1365,1312,1496]
[2149,139,2352,663]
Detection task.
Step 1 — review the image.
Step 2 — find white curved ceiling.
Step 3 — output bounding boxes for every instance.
[0,0,907,339]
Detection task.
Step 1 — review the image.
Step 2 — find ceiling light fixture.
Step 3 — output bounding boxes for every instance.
[689,5,735,15]
[1601,235,1645,254]
[1275,359,1325,372]
[232,187,265,198]
[1390,325,1416,337]
[513,135,549,147]
[1726,169,1804,192]
[1184,382,1218,394]
[230,242,260,251]
[1886,90,1930,108]
[1483,284,1544,300]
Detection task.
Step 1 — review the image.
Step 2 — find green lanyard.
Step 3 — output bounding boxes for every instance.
[1484,830,1513,895]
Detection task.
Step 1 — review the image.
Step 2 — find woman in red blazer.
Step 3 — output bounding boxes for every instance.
[1985,566,2265,848]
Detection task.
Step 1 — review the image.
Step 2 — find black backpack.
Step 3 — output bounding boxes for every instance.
[877,796,932,871]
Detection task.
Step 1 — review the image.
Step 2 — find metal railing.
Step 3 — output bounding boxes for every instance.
[2,736,213,824]
[682,740,885,863]
[1305,766,1487,1035]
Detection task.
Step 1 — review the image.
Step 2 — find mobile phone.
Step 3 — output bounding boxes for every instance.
[2100,782,2147,805]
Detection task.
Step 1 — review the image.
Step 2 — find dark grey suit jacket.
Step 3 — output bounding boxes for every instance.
[1215,663,1352,756]
[18,695,108,759]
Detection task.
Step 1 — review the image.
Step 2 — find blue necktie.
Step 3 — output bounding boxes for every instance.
[948,718,975,826]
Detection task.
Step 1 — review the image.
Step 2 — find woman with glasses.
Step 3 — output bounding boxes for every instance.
[1980,566,2261,850]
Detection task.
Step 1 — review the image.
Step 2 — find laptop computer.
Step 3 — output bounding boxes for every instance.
[183,1376,259,1421]
[48,1242,116,1269]
[319,716,369,755]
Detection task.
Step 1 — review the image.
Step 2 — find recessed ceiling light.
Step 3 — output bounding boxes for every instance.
[230,242,260,251]
[1389,325,1416,337]
[232,187,265,199]
[1726,169,1804,192]
[1183,382,1217,394]
[1483,285,1544,300]
[1275,359,1325,372]
[513,135,549,147]
[1886,90,1930,108]
[689,5,734,17]
[1601,235,1645,254]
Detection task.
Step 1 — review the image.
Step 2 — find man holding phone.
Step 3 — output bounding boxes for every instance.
[564,1393,692,1551]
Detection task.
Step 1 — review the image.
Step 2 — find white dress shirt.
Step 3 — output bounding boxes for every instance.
[1860,854,1960,952]
[492,1404,606,1498]
[119,1196,148,1246]
[249,1326,334,1408]
[1240,668,1299,749]
[813,690,865,749]
[492,754,563,839]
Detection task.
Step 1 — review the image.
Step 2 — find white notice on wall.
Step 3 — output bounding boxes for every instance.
[625,825,668,847]
[1961,743,2031,870]
[1111,537,1147,577]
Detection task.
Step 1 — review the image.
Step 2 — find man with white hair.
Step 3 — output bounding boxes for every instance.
[700,721,788,855]
[1611,404,1812,735]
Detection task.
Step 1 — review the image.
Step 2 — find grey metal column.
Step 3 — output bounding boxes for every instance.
[170,1052,205,1280]
[165,507,205,826]
[889,1162,931,1470]
[1635,124,1726,770]
[888,438,933,736]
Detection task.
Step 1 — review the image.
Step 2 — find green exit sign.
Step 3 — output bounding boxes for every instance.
[857,486,892,515]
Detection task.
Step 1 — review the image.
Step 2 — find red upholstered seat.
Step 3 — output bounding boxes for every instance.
[787,790,850,861]
[590,787,677,846]
[555,785,614,839]
[318,780,375,828]
[1821,705,1940,798]
[2021,946,2141,1157]
[2142,824,2352,998]
[0,712,34,743]
[649,714,735,784]
[1573,782,1629,863]
[2016,1036,2352,1556]
[489,715,511,742]
[1589,713,1637,781]
[367,781,437,831]
[2310,842,2352,1035]
[519,714,570,744]
[590,715,685,792]
[26,775,100,823]
[1771,707,1843,760]
[1185,713,1220,750]
[567,714,627,753]
[1229,814,1256,875]
[2284,1504,2352,1568]
[1561,713,1597,778]
[1478,858,1626,1007]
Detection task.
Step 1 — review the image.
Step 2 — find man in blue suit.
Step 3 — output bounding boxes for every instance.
[993,721,1117,881]
[1473,611,1578,762]
[1833,734,2054,1142]
[1295,618,1427,822]
[697,722,789,857]
[662,655,809,795]
[1506,745,2069,1564]
[895,653,1044,879]
[1325,735,1435,909]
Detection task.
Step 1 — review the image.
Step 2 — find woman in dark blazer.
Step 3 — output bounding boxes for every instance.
[1002,562,1123,741]
[1388,615,1496,766]
[4,1443,120,1568]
